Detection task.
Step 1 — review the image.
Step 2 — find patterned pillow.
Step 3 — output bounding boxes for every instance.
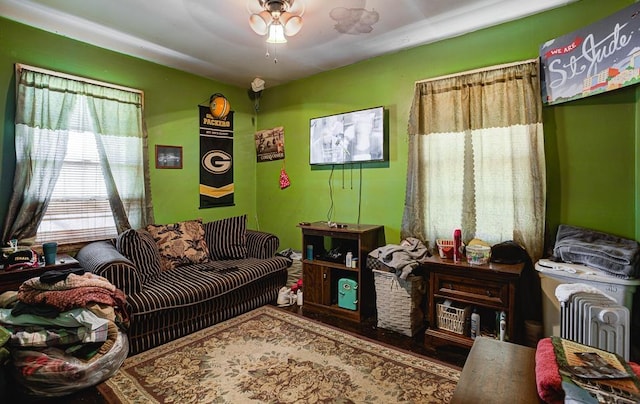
[116,228,162,284]
[146,219,210,271]
[204,215,248,260]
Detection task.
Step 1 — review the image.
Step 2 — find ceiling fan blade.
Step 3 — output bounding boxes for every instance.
[287,0,305,17]
[246,0,267,15]
[249,11,272,35]
[281,13,303,36]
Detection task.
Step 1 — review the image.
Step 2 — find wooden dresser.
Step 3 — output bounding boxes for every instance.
[423,255,525,348]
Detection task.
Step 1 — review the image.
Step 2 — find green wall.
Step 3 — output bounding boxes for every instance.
[0,17,260,231]
[1,0,638,254]
[254,0,639,252]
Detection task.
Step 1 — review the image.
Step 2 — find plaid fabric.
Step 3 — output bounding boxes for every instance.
[367,255,394,272]
[7,322,109,348]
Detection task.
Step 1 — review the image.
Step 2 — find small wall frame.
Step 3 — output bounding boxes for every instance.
[155,145,183,169]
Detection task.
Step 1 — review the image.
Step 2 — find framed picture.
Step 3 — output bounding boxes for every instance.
[255,126,285,162]
[155,145,183,169]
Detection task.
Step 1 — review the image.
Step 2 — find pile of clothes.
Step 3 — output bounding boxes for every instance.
[0,268,129,397]
[368,237,431,279]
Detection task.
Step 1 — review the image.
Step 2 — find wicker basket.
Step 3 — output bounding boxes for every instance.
[436,303,471,335]
[373,269,426,336]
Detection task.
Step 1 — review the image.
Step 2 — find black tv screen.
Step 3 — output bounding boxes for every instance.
[309,106,385,165]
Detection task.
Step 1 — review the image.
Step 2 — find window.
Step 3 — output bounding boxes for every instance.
[2,64,152,246]
[403,60,546,260]
[36,130,117,244]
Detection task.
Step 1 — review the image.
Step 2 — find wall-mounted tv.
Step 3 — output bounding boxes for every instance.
[309,106,386,165]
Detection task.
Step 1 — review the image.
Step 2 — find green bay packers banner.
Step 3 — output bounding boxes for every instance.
[199,104,234,208]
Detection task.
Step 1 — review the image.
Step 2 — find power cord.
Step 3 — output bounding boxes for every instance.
[327,165,335,224]
[357,163,362,225]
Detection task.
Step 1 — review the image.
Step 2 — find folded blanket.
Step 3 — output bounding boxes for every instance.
[553,224,640,279]
[536,337,564,404]
[535,337,640,403]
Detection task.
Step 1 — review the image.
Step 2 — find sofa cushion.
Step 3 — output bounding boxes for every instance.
[116,229,162,284]
[146,219,210,271]
[125,256,290,315]
[204,215,248,260]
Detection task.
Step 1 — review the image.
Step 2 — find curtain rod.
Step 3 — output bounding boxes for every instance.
[16,63,144,95]
[414,58,539,84]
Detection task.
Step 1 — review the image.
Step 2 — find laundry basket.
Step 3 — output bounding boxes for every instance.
[373,269,426,336]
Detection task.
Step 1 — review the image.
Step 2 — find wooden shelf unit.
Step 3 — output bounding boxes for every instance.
[299,222,385,322]
[423,255,525,349]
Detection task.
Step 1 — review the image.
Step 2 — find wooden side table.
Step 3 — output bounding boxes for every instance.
[423,255,525,348]
[451,336,541,403]
[0,254,81,293]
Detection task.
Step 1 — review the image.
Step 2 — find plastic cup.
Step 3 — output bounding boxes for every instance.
[42,242,58,265]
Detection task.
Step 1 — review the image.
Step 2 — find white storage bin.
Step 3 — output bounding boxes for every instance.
[535,259,640,337]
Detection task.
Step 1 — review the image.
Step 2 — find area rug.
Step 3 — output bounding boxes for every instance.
[98,306,460,403]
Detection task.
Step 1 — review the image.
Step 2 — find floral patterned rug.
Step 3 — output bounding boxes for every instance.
[98,306,460,403]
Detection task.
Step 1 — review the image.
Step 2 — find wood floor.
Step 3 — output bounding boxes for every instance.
[4,304,469,403]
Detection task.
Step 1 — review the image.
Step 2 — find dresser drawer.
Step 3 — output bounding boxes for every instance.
[434,273,508,307]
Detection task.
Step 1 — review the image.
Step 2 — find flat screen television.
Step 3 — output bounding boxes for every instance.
[309,106,386,165]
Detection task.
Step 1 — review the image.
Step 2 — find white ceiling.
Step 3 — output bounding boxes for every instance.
[0,0,577,89]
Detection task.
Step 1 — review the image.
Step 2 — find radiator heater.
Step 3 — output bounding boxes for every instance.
[559,291,630,361]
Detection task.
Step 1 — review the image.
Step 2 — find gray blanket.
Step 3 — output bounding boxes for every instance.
[368,237,430,279]
[553,224,640,279]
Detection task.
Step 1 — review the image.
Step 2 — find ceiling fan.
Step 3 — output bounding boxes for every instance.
[247,0,305,43]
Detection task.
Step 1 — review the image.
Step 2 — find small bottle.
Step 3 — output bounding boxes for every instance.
[453,229,462,263]
[499,311,507,341]
[345,251,353,268]
[470,307,480,340]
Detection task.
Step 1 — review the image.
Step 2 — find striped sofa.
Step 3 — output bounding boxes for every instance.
[76,218,289,355]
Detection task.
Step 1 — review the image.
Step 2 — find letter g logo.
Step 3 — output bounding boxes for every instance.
[202,150,232,174]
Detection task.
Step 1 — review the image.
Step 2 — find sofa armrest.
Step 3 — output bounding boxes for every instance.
[76,241,142,295]
[246,229,280,259]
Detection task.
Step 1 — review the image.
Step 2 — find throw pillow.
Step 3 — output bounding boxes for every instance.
[204,215,248,260]
[116,229,162,284]
[146,219,210,271]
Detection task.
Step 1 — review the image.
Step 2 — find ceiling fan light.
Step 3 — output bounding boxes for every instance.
[249,11,272,35]
[282,14,302,36]
[266,22,287,43]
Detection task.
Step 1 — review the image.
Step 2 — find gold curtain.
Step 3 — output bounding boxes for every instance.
[402,59,546,260]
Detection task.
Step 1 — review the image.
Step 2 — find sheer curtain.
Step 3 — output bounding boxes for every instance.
[402,59,546,260]
[2,64,153,244]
